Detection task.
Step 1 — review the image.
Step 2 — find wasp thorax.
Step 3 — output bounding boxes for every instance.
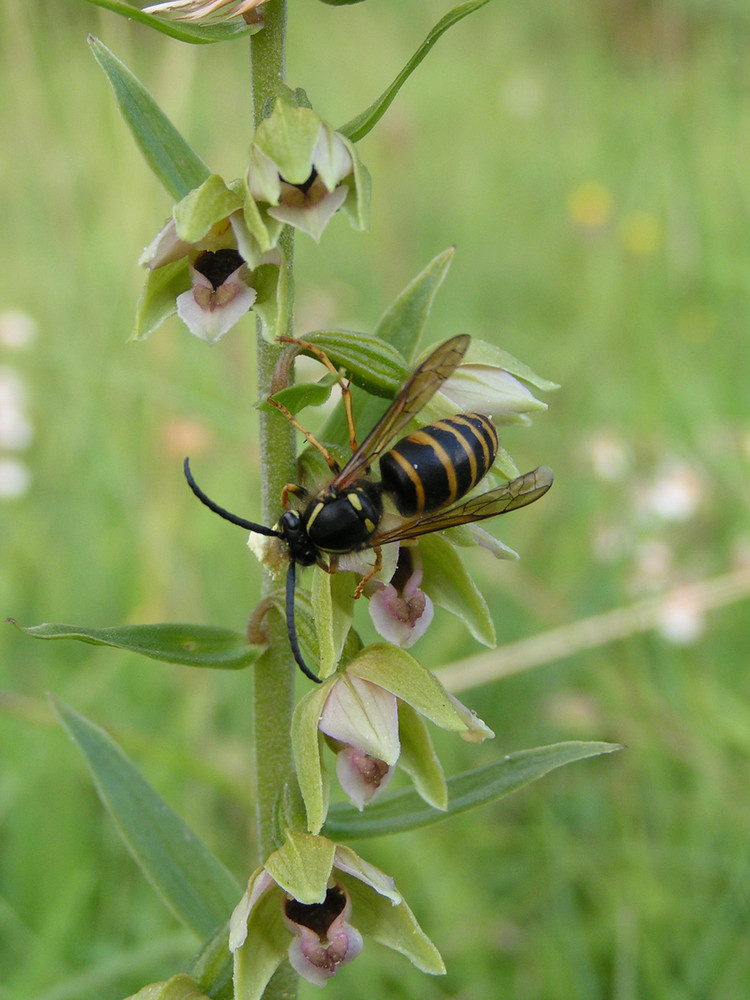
[303,483,384,555]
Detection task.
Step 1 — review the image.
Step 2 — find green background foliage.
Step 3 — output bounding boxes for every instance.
[2,0,750,997]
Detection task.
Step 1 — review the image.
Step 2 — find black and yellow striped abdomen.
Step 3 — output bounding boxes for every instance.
[379,412,499,517]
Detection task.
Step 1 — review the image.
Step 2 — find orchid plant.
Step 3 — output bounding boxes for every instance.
[13,2,621,998]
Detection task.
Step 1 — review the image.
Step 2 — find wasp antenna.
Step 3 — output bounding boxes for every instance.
[183,458,280,537]
[285,561,322,683]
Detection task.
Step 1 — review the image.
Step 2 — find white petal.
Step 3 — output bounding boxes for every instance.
[176,267,257,343]
[268,186,348,242]
[319,674,400,765]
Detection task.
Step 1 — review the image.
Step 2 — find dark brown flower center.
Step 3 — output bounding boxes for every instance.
[194,248,244,289]
[285,884,347,939]
[280,166,318,196]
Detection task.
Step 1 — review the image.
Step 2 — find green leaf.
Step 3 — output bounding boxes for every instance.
[339,0,491,142]
[419,534,496,647]
[51,697,240,936]
[188,923,234,1000]
[84,0,259,44]
[374,247,455,362]
[262,374,338,417]
[299,331,408,398]
[319,248,455,451]
[9,620,261,670]
[325,741,623,838]
[89,36,210,200]
[132,258,187,341]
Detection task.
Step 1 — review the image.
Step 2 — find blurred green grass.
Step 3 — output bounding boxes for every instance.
[2,0,750,997]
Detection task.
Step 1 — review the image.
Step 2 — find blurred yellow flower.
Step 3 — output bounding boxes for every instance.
[567,181,613,230]
[620,210,661,256]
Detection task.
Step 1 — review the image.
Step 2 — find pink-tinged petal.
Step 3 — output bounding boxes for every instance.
[319,674,400,765]
[247,145,283,204]
[332,846,400,902]
[176,265,257,343]
[335,747,395,810]
[268,185,348,242]
[283,885,363,986]
[368,581,434,648]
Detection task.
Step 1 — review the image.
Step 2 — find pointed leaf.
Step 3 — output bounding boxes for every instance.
[84,0,258,44]
[311,568,355,678]
[261,374,338,418]
[340,0,490,142]
[325,741,623,838]
[373,247,455,361]
[89,36,210,200]
[52,697,240,936]
[9,620,261,670]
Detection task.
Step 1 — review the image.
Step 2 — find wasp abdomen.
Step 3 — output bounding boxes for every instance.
[379,413,499,517]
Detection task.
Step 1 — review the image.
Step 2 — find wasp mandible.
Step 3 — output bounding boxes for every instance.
[184,335,553,682]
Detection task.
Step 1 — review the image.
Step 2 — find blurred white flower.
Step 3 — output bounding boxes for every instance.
[0,367,33,450]
[640,460,704,523]
[0,310,37,349]
[657,589,705,645]
[586,432,630,482]
[0,458,31,499]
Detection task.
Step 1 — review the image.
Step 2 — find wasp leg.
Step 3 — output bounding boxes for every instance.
[352,545,383,599]
[268,396,340,472]
[279,336,359,454]
[285,560,321,683]
[316,555,338,575]
[281,482,309,508]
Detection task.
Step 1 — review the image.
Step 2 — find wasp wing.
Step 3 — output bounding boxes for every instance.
[332,334,470,491]
[371,466,554,545]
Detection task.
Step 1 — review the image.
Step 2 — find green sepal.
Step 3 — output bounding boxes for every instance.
[292,681,335,834]
[88,37,210,201]
[84,1,258,44]
[466,338,560,393]
[232,880,288,1000]
[325,741,624,839]
[311,568,356,679]
[298,331,408,397]
[339,0,491,143]
[418,534,496,647]
[339,871,445,975]
[132,258,188,341]
[253,103,323,185]
[397,701,447,811]
[252,249,289,343]
[125,973,213,1000]
[346,644,492,739]
[173,174,244,244]
[51,697,240,936]
[338,133,371,231]
[10,620,261,670]
[268,589,319,675]
[264,831,337,904]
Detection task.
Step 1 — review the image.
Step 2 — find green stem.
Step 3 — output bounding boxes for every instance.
[250,10,299,1000]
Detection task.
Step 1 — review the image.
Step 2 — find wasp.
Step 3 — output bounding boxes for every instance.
[184,334,553,682]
